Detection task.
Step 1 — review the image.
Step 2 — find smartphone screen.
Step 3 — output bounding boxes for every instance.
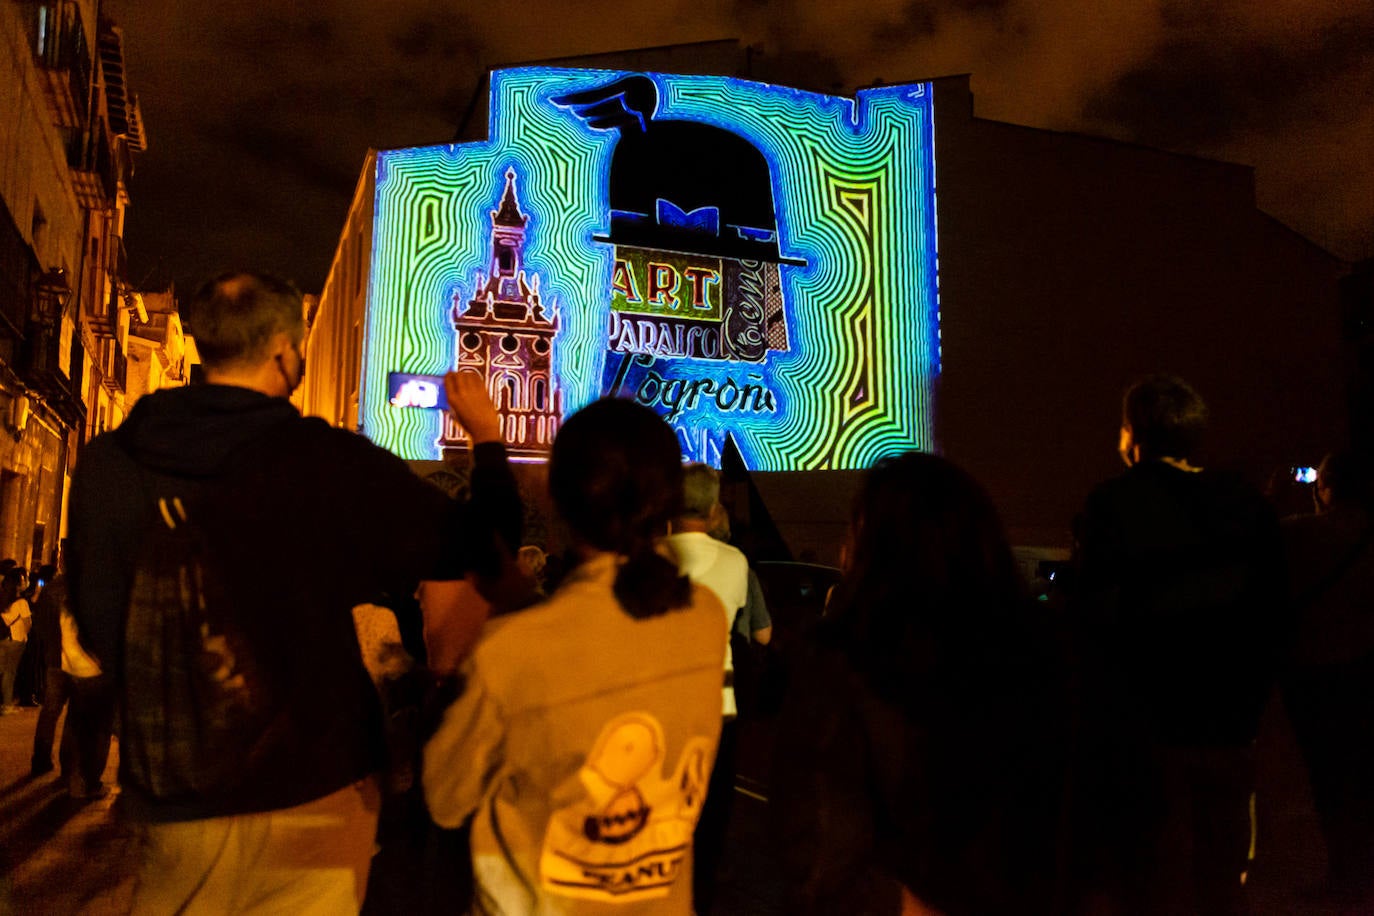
[1293,466,1318,484]
[388,372,449,410]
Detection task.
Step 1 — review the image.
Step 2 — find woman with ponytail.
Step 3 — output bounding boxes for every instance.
[424,398,728,915]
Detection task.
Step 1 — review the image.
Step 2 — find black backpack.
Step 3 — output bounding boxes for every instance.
[120,480,276,802]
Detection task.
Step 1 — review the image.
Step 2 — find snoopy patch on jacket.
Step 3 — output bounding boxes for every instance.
[540,712,714,902]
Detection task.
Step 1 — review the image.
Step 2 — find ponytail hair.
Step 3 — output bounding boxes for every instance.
[550,398,692,619]
[613,540,692,621]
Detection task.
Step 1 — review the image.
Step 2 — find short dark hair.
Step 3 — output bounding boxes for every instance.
[1,569,25,604]
[1122,375,1208,462]
[190,271,303,370]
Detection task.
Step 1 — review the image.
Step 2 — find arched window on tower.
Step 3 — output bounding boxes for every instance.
[534,378,547,411]
[502,375,518,411]
[497,245,514,275]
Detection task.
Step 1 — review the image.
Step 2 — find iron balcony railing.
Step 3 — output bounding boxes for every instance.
[100,338,127,394]
[66,125,117,208]
[31,1,92,128]
[0,202,39,340]
[17,316,86,430]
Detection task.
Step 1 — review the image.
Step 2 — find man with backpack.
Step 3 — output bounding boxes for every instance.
[68,272,518,913]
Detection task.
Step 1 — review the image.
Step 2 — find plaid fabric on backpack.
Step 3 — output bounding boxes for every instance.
[120,485,275,802]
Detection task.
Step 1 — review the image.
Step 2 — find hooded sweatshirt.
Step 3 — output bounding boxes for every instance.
[69,384,516,821]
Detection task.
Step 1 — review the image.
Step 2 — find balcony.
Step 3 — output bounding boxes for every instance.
[98,22,145,152]
[18,320,85,429]
[131,310,170,346]
[107,233,128,281]
[67,126,117,210]
[85,281,118,339]
[0,205,40,340]
[99,338,126,395]
[87,240,133,340]
[30,2,92,129]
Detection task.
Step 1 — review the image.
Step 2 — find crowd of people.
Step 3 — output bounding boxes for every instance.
[4,269,1365,914]
[0,557,115,801]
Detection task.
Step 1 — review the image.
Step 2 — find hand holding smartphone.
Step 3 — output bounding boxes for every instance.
[388,370,503,445]
[388,372,447,409]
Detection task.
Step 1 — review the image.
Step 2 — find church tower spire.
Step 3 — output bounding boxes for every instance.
[444,166,561,461]
[493,168,528,229]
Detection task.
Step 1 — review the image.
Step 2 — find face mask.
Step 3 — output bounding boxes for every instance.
[292,342,306,389]
[277,342,306,395]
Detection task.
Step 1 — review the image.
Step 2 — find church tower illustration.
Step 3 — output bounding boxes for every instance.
[441,167,561,460]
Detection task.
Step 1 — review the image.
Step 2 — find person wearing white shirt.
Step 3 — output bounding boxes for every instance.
[665,464,752,912]
[0,569,33,711]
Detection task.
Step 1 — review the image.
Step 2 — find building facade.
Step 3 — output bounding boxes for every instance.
[301,64,1351,560]
[125,288,197,414]
[292,157,373,431]
[0,1,145,568]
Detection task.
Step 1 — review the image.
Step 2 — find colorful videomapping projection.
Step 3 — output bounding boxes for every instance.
[363,68,940,469]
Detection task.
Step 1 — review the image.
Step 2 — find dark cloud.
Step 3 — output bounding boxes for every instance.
[121,135,350,292]
[105,0,1374,292]
[200,118,357,197]
[389,11,475,61]
[880,5,939,42]
[1086,7,1374,148]
[877,0,1012,44]
[750,47,848,94]
[217,13,337,57]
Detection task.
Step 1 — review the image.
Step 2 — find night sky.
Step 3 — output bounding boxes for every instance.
[104,0,1374,294]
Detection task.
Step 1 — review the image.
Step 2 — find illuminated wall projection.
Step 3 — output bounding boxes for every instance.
[363,68,939,469]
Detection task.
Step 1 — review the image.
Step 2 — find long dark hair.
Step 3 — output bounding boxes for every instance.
[824,452,1063,912]
[549,398,692,619]
[827,451,1027,705]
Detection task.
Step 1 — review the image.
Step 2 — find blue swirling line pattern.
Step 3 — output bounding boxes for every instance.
[361,69,938,470]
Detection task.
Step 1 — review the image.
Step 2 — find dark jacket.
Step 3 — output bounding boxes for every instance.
[29,576,65,669]
[1282,505,1374,667]
[68,384,518,821]
[1072,460,1286,747]
[772,615,1066,915]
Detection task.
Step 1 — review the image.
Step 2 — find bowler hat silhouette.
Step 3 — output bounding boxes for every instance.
[553,75,804,266]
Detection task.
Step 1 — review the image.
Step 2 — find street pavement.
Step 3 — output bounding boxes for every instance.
[0,705,135,915]
[0,692,1347,915]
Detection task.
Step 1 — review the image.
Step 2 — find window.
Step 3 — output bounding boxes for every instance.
[36,4,49,57]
